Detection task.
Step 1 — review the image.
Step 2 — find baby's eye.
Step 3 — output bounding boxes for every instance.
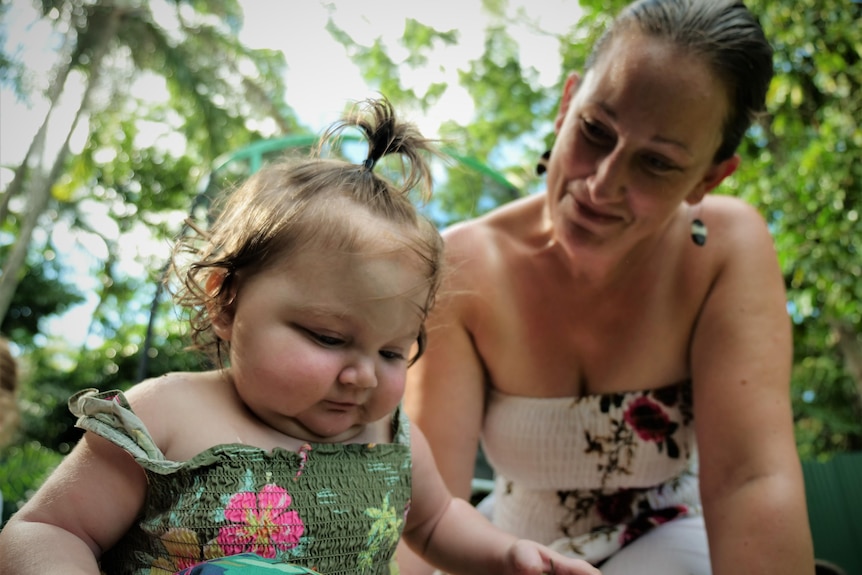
[380,350,406,362]
[305,329,344,347]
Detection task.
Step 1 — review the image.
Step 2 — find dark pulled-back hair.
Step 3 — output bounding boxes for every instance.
[170,98,444,368]
[586,0,773,162]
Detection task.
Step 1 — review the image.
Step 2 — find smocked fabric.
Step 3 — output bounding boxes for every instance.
[480,381,700,565]
[69,388,411,575]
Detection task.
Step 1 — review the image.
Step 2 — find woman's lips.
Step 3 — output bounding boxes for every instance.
[575,199,623,224]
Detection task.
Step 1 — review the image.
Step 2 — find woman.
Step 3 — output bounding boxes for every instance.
[400,0,814,573]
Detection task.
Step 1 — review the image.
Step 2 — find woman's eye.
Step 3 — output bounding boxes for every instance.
[581,118,613,145]
[643,155,676,174]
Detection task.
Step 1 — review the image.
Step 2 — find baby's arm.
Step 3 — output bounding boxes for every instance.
[402,427,600,575]
[0,428,148,574]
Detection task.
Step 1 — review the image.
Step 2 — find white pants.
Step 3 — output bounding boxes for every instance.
[598,515,711,575]
[477,491,711,574]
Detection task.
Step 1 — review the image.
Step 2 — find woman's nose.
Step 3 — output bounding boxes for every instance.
[338,356,377,388]
[588,149,626,203]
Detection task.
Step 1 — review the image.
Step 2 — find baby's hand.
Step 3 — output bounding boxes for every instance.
[506,540,601,575]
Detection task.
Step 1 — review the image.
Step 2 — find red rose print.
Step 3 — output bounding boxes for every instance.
[623,397,675,442]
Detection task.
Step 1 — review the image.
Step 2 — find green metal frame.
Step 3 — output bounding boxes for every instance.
[210,133,518,192]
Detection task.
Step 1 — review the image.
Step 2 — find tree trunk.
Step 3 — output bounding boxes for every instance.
[0,7,123,325]
[832,320,862,407]
[0,22,76,229]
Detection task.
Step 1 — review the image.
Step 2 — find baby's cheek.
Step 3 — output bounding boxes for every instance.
[377,372,408,410]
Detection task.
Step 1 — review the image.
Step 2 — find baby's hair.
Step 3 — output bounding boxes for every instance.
[170,98,444,368]
[323,97,434,199]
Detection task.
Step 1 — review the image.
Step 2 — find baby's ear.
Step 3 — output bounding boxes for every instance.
[206,269,236,341]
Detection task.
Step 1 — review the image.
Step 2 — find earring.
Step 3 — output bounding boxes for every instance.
[536,150,551,176]
[691,218,707,246]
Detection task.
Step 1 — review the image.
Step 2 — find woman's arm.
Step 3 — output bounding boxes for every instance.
[0,429,148,574]
[404,224,489,500]
[692,199,814,574]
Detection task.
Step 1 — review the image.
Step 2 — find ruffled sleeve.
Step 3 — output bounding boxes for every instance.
[68,388,183,473]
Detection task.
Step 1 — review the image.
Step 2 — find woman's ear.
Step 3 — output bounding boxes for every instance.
[685,153,741,205]
[206,269,235,342]
[554,72,581,134]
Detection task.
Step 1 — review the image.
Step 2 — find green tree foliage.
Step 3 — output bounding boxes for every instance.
[326,16,455,111]
[0,0,301,323]
[0,1,25,95]
[0,247,85,348]
[741,0,862,457]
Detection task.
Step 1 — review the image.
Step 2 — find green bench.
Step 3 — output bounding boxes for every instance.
[803,452,862,575]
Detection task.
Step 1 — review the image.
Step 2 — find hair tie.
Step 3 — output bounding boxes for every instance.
[363,157,376,170]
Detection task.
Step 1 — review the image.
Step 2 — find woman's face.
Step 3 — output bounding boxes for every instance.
[213,220,431,444]
[547,31,737,254]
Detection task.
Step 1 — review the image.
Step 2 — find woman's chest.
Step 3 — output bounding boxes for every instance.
[472,267,703,397]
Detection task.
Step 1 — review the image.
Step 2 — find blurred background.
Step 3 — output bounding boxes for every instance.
[0,0,860,567]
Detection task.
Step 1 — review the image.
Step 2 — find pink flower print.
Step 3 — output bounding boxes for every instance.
[623,397,676,442]
[623,396,682,458]
[217,484,305,558]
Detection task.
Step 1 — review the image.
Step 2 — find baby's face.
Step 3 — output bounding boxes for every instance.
[215,230,431,444]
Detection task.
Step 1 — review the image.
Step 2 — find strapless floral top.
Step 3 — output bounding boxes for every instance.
[481,381,700,564]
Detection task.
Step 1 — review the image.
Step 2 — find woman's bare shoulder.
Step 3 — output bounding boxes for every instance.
[697,194,784,300]
[704,194,772,242]
[442,195,542,270]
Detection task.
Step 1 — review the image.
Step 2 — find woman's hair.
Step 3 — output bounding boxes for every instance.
[170,98,444,368]
[586,0,773,162]
[0,337,16,394]
[0,336,20,447]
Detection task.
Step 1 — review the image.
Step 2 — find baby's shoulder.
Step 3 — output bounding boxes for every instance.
[124,371,224,451]
[125,371,217,407]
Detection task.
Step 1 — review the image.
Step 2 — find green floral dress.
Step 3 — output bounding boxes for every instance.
[69,388,412,575]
